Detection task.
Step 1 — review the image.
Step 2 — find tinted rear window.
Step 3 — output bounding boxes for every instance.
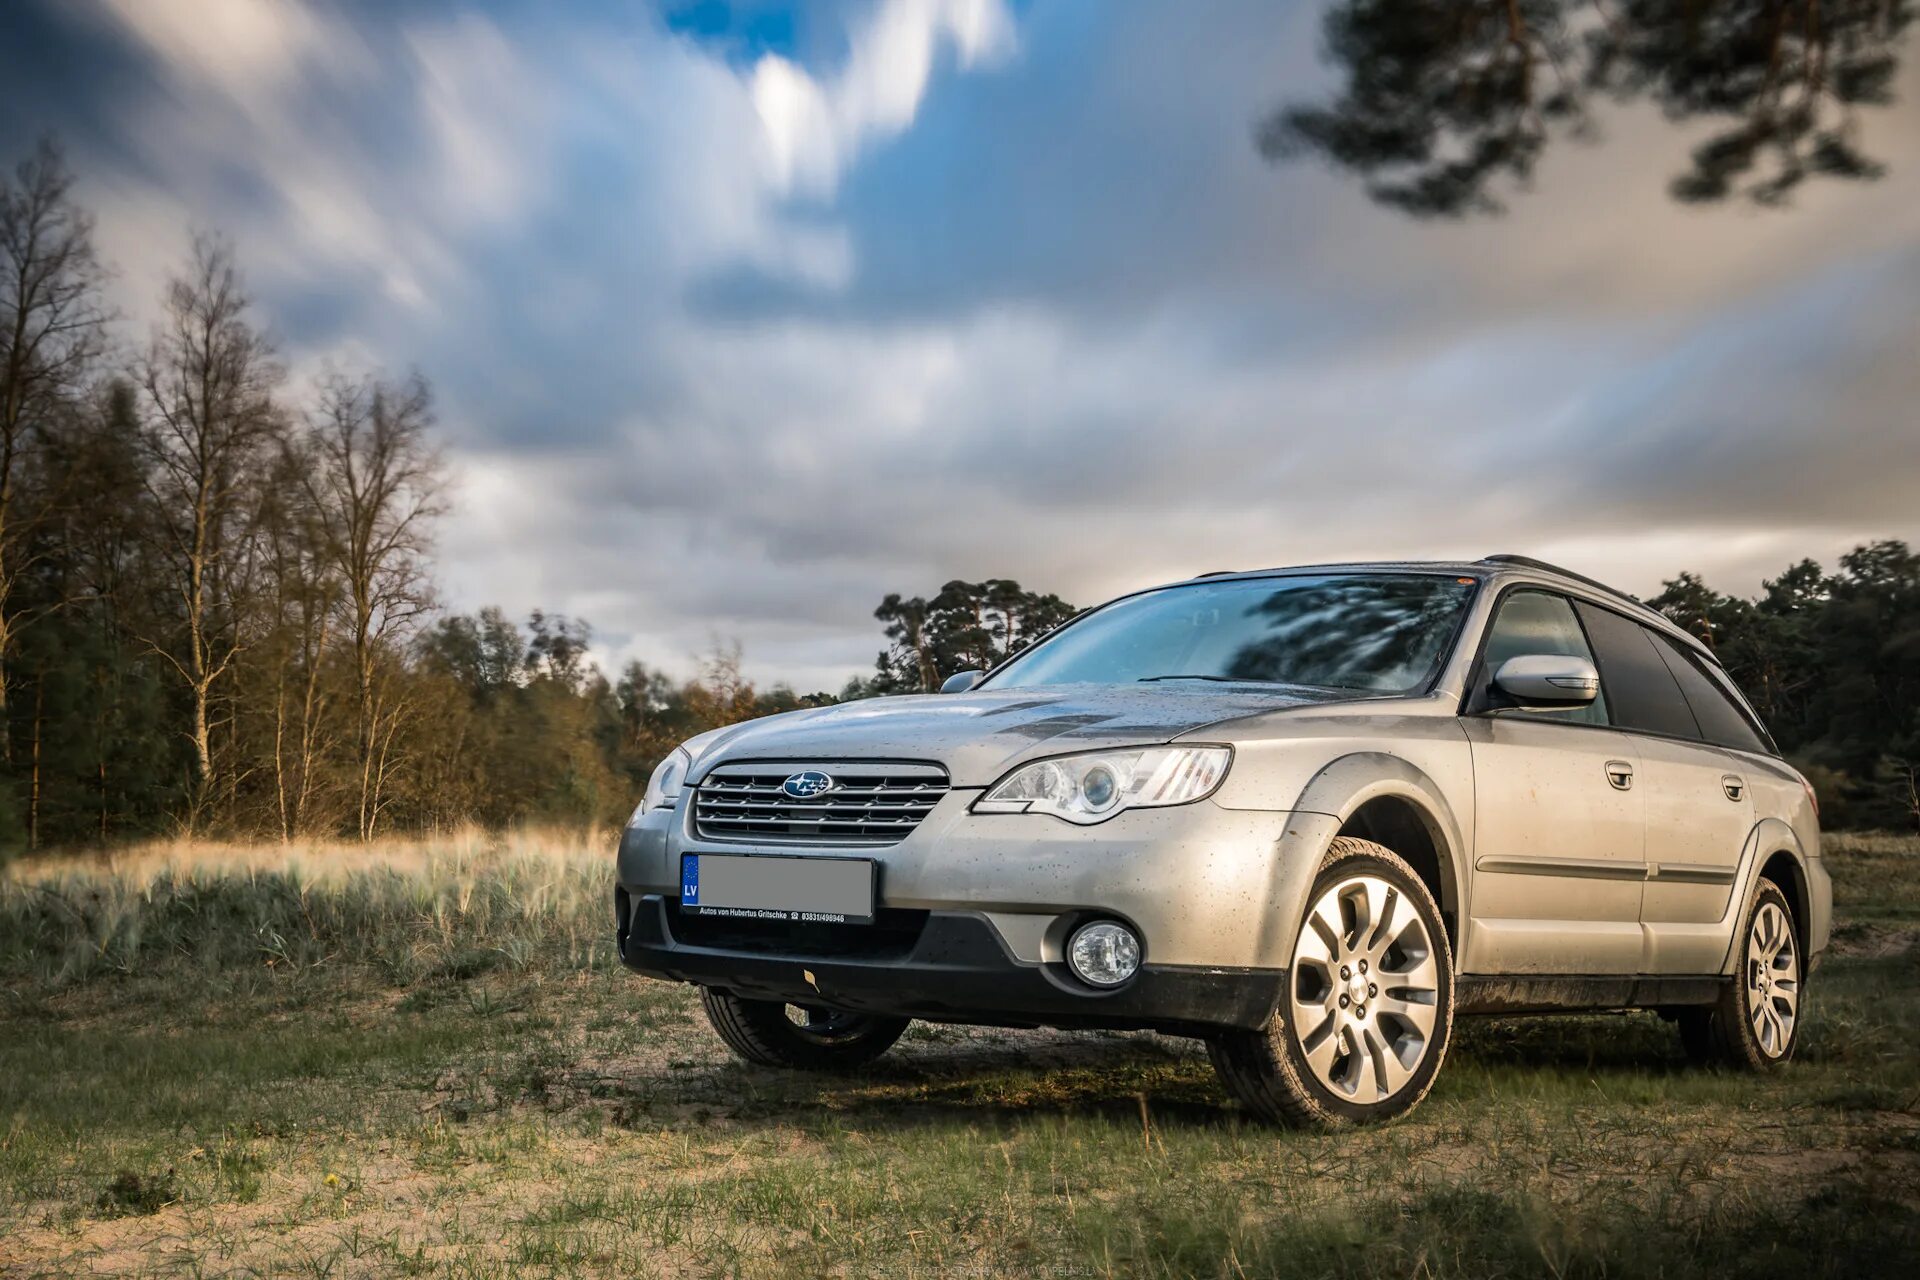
[1572,602,1699,739]
[1649,633,1772,754]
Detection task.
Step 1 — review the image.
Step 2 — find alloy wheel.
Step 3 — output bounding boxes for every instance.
[1288,874,1442,1103]
[1746,900,1799,1058]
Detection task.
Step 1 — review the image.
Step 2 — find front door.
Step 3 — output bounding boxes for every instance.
[1462,590,1646,975]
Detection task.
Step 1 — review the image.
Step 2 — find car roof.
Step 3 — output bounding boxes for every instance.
[1163,556,1715,661]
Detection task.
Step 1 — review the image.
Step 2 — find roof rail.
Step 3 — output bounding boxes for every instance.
[1478,554,1650,610]
[1192,569,1237,578]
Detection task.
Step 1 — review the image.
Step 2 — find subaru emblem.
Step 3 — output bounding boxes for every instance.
[782,770,837,800]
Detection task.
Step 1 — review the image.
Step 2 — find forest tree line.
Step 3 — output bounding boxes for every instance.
[3,139,1917,852]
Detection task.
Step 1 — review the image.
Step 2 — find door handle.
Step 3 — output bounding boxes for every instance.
[1605,760,1634,791]
[1722,775,1745,802]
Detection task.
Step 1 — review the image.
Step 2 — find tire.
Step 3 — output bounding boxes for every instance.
[1209,837,1454,1128]
[700,988,909,1071]
[1679,879,1803,1070]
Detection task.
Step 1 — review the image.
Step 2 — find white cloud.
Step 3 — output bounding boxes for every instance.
[752,55,841,195]
[751,0,1015,197]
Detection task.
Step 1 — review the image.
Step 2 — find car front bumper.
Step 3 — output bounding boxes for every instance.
[617,892,1277,1033]
[615,796,1338,1034]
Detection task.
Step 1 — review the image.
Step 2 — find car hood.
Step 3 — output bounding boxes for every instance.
[688,683,1350,788]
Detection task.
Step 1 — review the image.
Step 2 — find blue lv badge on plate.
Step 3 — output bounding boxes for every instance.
[682,854,699,905]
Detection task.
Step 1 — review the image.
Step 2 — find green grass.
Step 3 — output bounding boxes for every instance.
[1,831,1917,1277]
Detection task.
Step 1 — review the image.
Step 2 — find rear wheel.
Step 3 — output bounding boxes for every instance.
[1209,837,1453,1127]
[1679,879,1802,1069]
[700,989,909,1071]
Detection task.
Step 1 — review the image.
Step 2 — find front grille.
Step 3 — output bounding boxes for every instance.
[692,761,949,847]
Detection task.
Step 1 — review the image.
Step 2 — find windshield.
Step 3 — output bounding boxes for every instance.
[986,573,1476,695]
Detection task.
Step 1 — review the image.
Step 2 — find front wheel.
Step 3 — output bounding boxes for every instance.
[1679,879,1802,1069]
[1209,837,1454,1128]
[700,989,909,1071]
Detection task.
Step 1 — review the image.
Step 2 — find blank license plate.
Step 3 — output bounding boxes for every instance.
[680,854,875,925]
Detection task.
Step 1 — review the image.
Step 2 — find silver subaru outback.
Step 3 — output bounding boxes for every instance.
[616,556,1829,1126]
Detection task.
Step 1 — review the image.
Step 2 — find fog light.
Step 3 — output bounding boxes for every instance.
[1067,921,1140,988]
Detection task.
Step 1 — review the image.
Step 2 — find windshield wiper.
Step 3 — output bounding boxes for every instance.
[1138,674,1343,694]
[1138,674,1272,684]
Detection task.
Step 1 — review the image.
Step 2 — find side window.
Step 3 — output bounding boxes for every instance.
[1480,591,1608,726]
[1573,602,1699,739]
[1649,633,1772,754]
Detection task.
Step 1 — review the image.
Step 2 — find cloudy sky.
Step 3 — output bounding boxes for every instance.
[4,0,1917,692]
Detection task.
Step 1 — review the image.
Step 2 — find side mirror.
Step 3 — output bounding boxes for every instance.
[1492,654,1599,709]
[940,670,985,694]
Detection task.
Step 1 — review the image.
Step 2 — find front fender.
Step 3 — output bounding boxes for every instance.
[1291,751,1471,923]
[1216,743,1473,975]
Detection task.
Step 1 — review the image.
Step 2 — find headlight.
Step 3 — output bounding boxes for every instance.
[628,747,692,827]
[972,745,1231,825]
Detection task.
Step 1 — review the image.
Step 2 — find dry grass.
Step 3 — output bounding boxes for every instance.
[0,827,619,989]
[1,829,1917,1278]
[2,823,611,886]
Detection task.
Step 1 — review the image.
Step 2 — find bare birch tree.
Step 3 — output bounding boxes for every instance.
[303,370,444,840]
[135,237,281,826]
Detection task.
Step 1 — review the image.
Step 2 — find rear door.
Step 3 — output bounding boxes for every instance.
[1462,590,1646,975]
[1642,631,1771,968]
[1573,604,1759,973]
